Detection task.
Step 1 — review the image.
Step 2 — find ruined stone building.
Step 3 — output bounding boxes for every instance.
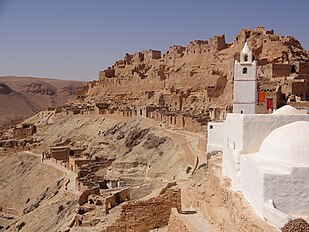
[13,123,36,139]
[70,27,309,132]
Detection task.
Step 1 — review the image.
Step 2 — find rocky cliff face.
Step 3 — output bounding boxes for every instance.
[0,83,13,95]
[0,76,84,126]
[19,82,56,96]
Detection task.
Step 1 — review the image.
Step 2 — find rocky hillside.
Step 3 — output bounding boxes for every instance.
[81,26,309,124]
[0,153,78,231]
[0,76,84,126]
[0,112,190,231]
[32,114,189,182]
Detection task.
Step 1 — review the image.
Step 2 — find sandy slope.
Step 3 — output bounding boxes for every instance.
[0,152,78,232]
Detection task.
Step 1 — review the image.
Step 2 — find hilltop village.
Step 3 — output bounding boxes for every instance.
[75,26,309,131]
[0,27,309,232]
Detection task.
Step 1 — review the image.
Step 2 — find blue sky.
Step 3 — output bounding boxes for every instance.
[0,0,309,81]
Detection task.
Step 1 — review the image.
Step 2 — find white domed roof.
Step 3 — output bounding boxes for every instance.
[272,105,302,115]
[241,42,251,54]
[259,121,309,166]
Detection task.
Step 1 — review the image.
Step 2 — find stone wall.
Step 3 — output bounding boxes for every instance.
[292,80,309,100]
[183,156,278,232]
[50,146,70,161]
[272,64,290,77]
[103,188,130,213]
[299,62,309,75]
[148,111,207,133]
[102,188,181,232]
[13,124,36,139]
[78,188,100,205]
[167,208,191,232]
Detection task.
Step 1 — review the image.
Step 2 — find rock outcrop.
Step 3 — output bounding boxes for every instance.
[281,218,309,232]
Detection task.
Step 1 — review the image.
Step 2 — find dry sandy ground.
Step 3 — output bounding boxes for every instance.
[0,152,78,232]
[32,114,191,182]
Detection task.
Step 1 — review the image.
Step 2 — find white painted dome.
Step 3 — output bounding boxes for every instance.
[241,42,251,54]
[259,121,309,166]
[272,105,302,115]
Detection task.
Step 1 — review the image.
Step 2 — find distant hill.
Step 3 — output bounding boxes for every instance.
[0,76,85,126]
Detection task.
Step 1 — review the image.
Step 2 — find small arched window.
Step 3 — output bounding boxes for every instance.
[243,67,248,74]
[244,54,248,62]
[291,65,297,74]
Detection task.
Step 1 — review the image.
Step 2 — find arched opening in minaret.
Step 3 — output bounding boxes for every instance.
[244,54,248,62]
[243,67,248,74]
[290,65,297,74]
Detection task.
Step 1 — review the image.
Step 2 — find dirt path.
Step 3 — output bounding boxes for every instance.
[164,128,207,168]
[154,127,219,231]
[142,117,208,175]
[165,129,198,168]
[43,159,81,195]
[21,151,81,196]
[178,212,219,232]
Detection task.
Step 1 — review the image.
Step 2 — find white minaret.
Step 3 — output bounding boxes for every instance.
[233,42,257,114]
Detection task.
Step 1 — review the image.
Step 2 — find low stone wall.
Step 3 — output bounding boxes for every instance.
[104,188,130,213]
[182,156,278,232]
[149,112,207,133]
[167,208,191,232]
[102,188,181,232]
[78,188,100,205]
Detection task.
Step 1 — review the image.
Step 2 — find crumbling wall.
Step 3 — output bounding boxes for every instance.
[102,188,181,232]
[182,116,205,132]
[167,208,191,232]
[272,64,290,77]
[13,124,36,139]
[78,188,100,205]
[104,188,130,213]
[50,146,70,161]
[292,80,309,99]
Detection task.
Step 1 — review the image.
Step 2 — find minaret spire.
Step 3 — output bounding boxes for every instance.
[233,42,257,114]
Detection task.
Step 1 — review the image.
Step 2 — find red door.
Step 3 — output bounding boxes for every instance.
[266,98,273,111]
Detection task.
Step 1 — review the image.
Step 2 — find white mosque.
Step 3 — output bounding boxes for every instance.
[207,42,309,228]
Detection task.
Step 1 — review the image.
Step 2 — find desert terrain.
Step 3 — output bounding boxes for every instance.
[0,112,192,231]
[0,76,84,127]
[0,26,309,231]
